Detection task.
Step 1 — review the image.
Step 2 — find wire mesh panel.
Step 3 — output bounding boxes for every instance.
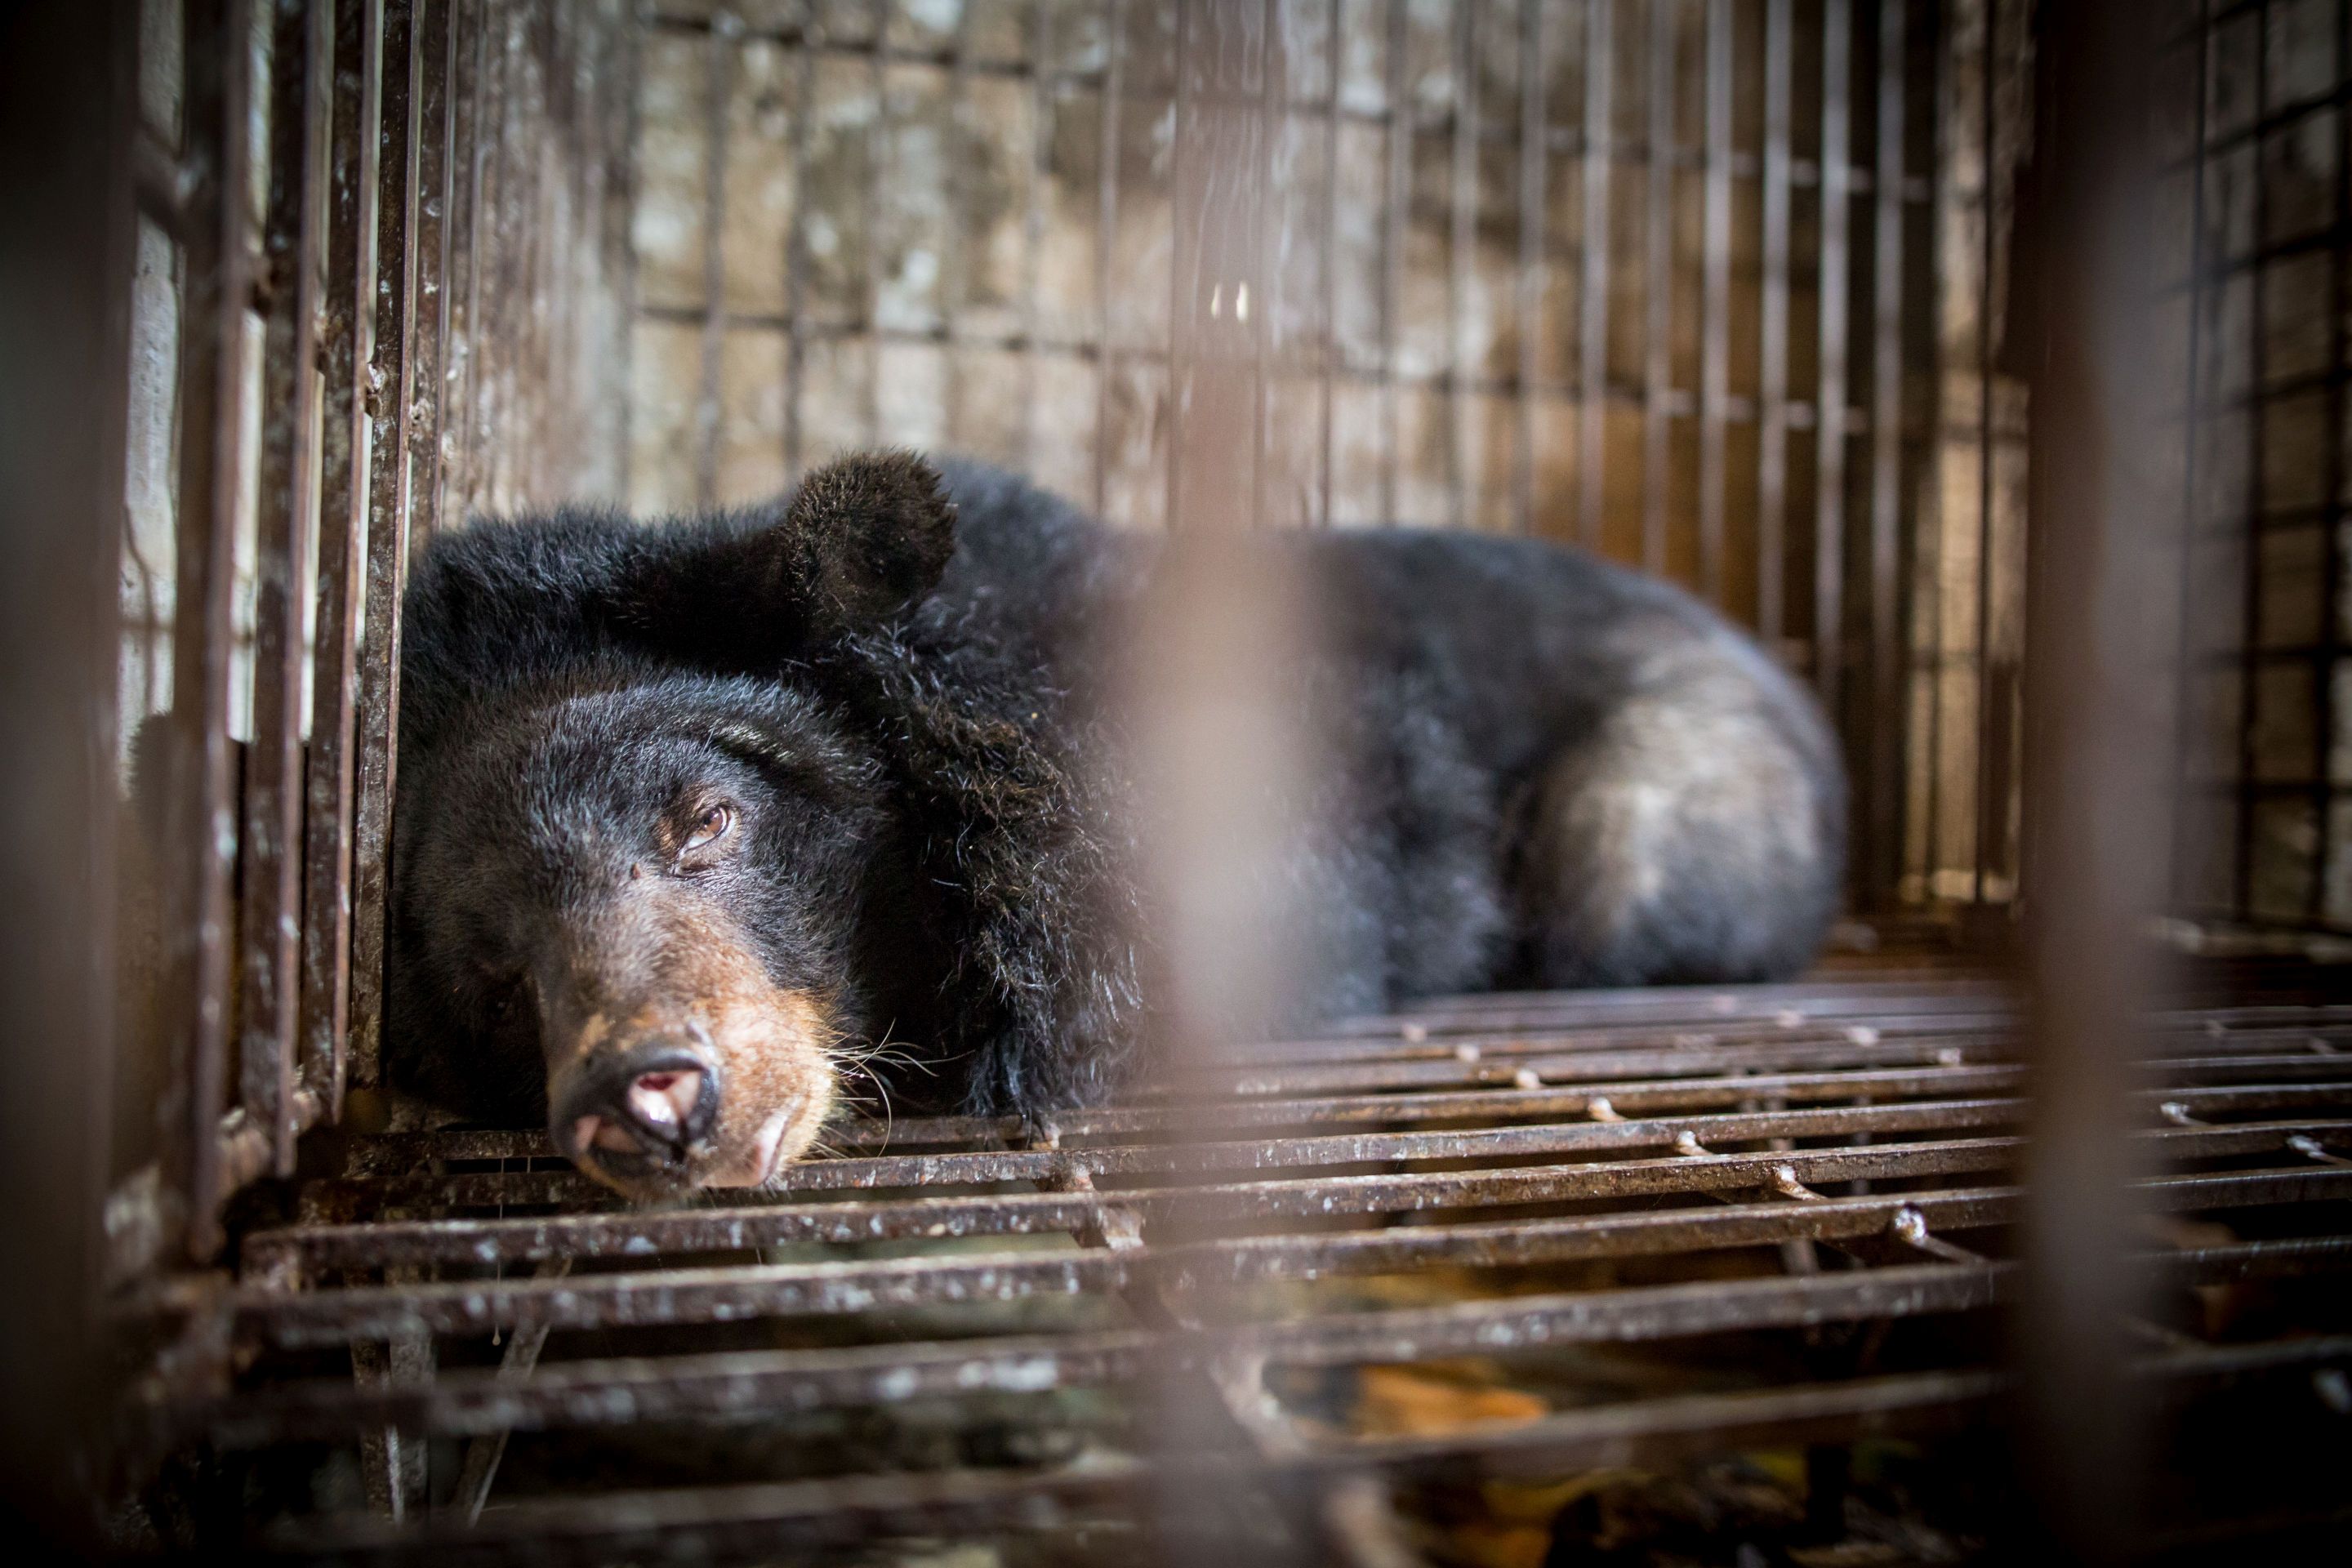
[621,0,1980,921]
[2157,0,2352,934]
[104,0,636,1269]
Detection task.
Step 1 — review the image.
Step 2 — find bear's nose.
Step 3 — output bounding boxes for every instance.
[550,1040,719,1169]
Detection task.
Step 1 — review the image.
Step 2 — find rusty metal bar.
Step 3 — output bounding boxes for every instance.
[781,1,816,482]
[279,1117,2348,1241]
[1970,0,1999,902]
[1320,0,1343,527]
[238,1331,2352,1564]
[2315,2,2352,924]
[2163,2,2201,921]
[433,0,485,528]
[1512,0,1544,537]
[863,0,886,443]
[1759,0,1793,638]
[227,1218,2352,1361]
[166,0,257,1258]
[1815,0,1852,710]
[1869,0,1908,908]
[241,1158,2352,1282]
[0,0,140,1534]
[1380,0,1407,522]
[443,0,492,511]
[1578,0,1614,549]
[1092,0,1125,514]
[1447,0,1477,531]
[448,1258,569,1524]
[345,0,421,1096]
[243,0,335,1178]
[941,1,975,450]
[2231,4,2274,919]
[1698,0,1731,600]
[1642,0,1673,573]
[2011,0,2177,1548]
[1018,0,1050,471]
[301,0,386,1124]
[405,0,457,557]
[327,1056,2352,1175]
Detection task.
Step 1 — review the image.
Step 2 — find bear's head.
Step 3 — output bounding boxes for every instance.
[387,452,954,1199]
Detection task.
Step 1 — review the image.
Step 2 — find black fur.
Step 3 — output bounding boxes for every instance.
[389,452,1845,1125]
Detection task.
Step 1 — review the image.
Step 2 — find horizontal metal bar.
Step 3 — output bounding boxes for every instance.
[237,1164,2352,1282]
[287,1119,2352,1224]
[1187,1037,2016,1097]
[189,1165,2352,1451]
[225,1135,2352,1346]
[751,1098,2032,1189]
[342,1062,2036,1176]
[190,1174,2352,1451]
[236,1342,2352,1566]
[1327,1335,2352,1477]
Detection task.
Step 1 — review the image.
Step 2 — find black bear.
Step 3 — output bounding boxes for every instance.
[388,453,1844,1198]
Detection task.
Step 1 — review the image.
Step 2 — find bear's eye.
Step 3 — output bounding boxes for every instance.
[681,803,733,854]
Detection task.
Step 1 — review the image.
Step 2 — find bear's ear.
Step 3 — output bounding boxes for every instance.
[762,450,957,635]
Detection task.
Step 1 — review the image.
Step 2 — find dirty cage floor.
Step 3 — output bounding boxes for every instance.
[149,942,2352,1561]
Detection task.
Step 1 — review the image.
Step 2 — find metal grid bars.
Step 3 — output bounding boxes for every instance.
[625,1,1961,920]
[129,958,2352,1555]
[109,0,636,1270]
[2158,0,2352,933]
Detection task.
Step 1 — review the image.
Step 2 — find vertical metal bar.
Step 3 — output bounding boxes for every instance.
[2315,0,2350,922]
[866,0,888,443]
[1760,0,1793,638]
[1382,0,1408,523]
[1254,0,1279,530]
[517,10,552,501]
[1022,0,1052,472]
[1447,0,1478,532]
[2233,1,2273,917]
[1869,0,1908,912]
[435,0,485,529]
[1641,0,1673,573]
[1921,0,1957,902]
[615,0,643,501]
[1971,0,1999,902]
[1579,0,1615,549]
[1094,0,1125,514]
[782,6,814,481]
[408,0,457,558]
[167,0,257,1256]
[2012,0,2167,1547]
[450,1258,573,1522]
[1321,0,1343,528]
[301,0,383,1123]
[1816,0,1852,716]
[345,0,421,1096]
[245,0,335,1178]
[0,0,137,1521]
[943,0,975,450]
[694,13,730,506]
[1514,0,1546,537]
[1699,0,1731,600]
[446,0,492,512]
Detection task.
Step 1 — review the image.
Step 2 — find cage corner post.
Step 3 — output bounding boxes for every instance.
[2009,0,2176,1556]
[0,0,140,1547]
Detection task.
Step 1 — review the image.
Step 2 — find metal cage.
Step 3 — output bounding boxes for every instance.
[2,0,2349,1561]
